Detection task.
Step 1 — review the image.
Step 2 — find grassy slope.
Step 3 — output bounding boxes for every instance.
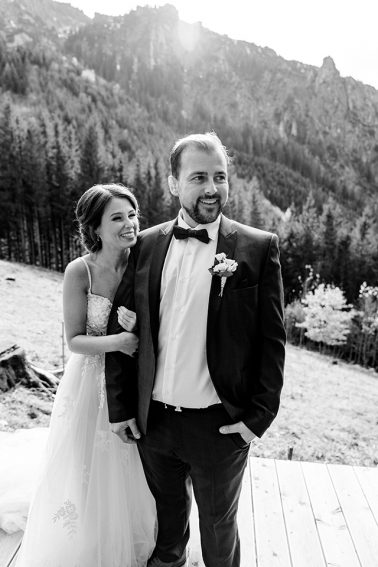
[1,260,377,465]
[0,260,65,369]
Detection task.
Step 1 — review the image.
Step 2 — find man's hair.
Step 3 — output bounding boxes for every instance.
[75,184,138,253]
[170,131,230,179]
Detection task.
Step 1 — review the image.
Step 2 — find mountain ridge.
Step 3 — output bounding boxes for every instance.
[1,0,378,211]
[1,0,378,301]
[63,3,378,196]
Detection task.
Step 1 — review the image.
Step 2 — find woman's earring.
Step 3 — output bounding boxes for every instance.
[97,234,101,242]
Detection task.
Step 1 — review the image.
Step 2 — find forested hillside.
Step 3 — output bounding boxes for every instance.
[0,0,378,311]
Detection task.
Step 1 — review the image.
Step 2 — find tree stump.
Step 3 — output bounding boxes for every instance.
[0,344,59,393]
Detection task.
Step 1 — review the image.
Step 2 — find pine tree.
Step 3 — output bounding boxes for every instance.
[38,113,55,268]
[80,118,105,190]
[297,192,320,269]
[52,120,73,269]
[2,62,19,93]
[13,116,29,263]
[0,102,18,260]
[147,158,166,226]
[320,203,337,283]
[22,122,48,266]
[133,159,149,228]
[334,233,352,300]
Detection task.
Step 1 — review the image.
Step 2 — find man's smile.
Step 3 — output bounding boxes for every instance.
[199,198,220,205]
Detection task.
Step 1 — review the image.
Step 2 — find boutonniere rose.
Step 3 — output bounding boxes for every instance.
[209,253,238,297]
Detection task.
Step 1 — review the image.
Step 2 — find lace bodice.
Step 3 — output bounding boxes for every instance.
[80,257,113,336]
[86,292,112,336]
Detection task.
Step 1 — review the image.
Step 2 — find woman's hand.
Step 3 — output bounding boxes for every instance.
[117,332,139,357]
[117,306,137,332]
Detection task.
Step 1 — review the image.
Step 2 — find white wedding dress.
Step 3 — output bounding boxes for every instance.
[0,259,156,566]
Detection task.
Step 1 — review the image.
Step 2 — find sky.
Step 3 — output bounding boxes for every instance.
[69,0,378,90]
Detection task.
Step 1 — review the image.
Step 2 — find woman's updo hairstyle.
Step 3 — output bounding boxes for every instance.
[75,184,139,253]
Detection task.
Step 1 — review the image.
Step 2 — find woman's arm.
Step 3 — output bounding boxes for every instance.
[63,259,138,356]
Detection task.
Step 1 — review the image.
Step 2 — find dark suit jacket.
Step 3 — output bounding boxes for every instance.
[105,215,286,438]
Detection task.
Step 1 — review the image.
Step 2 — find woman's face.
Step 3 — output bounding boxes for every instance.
[96,197,139,251]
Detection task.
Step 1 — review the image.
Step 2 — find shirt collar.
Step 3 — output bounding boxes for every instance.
[177,211,221,241]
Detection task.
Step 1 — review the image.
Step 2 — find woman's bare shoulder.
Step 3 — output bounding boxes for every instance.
[64,256,90,287]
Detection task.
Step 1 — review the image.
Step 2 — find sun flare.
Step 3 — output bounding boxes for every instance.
[177,20,200,52]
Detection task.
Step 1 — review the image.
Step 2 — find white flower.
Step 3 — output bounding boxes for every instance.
[213,260,237,273]
[215,252,227,262]
[209,253,238,297]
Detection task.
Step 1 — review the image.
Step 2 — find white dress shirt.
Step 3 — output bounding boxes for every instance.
[152,213,221,408]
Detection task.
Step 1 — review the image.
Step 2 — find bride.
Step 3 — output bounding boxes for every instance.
[13,184,156,566]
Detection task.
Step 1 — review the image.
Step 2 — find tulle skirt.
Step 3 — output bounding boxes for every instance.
[2,351,156,567]
[0,427,49,533]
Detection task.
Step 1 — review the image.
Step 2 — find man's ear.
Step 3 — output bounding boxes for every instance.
[168,175,179,197]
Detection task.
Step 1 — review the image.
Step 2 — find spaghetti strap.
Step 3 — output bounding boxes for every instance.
[80,257,92,293]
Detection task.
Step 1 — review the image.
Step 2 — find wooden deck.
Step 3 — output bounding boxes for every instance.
[190,457,378,567]
[2,457,378,567]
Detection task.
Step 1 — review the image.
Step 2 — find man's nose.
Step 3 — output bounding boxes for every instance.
[205,180,218,195]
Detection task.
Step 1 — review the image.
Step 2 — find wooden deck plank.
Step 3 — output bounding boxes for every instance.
[250,458,291,567]
[276,460,326,567]
[301,461,361,567]
[328,463,378,567]
[0,530,22,567]
[354,465,378,525]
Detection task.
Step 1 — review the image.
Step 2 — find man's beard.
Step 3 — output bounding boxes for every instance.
[183,198,223,225]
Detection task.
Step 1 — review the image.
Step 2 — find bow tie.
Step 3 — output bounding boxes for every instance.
[173,225,210,244]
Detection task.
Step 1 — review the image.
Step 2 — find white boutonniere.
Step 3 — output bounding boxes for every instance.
[209,253,238,297]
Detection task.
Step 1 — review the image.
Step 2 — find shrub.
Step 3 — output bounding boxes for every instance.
[297,284,355,348]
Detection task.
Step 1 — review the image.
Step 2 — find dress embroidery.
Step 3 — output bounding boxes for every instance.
[84,293,112,409]
[52,500,78,536]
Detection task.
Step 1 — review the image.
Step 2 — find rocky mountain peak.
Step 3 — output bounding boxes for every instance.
[1,0,378,199]
[0,0,89,40]
[317,55,340,82]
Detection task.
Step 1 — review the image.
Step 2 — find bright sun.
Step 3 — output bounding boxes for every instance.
[176,20,200,52]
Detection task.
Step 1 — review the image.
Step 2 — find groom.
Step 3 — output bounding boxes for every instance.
[105,132,286,567]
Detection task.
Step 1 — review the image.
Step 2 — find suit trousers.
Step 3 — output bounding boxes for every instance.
[137,400,250,567]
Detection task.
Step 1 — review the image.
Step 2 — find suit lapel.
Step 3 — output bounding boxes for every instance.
[207,215,237,373]
[215,215,237,258]
[209,215,237,304]
[149,219,176,353]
